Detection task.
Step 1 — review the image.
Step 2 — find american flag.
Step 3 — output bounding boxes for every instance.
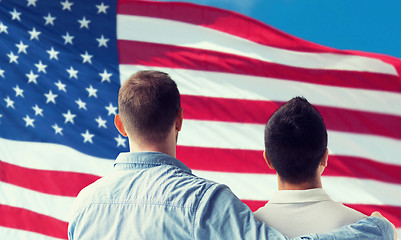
[1,0,400,239]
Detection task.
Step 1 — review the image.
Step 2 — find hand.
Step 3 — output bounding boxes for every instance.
[371,211,397,240]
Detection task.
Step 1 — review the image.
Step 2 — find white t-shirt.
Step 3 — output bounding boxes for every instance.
[254,188,366,238]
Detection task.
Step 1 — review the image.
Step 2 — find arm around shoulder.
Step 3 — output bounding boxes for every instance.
[193,184,290,240]
[295,216,394,240]
[191,184,394,240]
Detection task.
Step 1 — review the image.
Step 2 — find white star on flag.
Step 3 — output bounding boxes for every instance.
[35,61,47,73]
[52,124,63,135]
[63,110,76,124]
[86,85,98,98]
[7,52,18,64]
[99,69,112,82]
[105,103,117,116]
[78,16,90,29]
[10,8,22,21]
[115,135,127,147]
[95,116,107,128]
[54,80,67,92]
[47,47,60,60]
[96,35,109,48]
[27,0,38,7]
[13,85,24,97]
[43,13,56,26]
[60,0,73,11]
[0,22,8,34]
[28,27,41,40]
[32,105,44,116]
[4,96,15,109]
[81,51,93,64]
[66,66,78,79]
[26,70,39,84]
[23,115,35,127]
[44,90,58,104]
[62,32,74,45]
[75,98,87,110]
[96,3,109,14]
[15,41,29,54]
[81,130,94,143]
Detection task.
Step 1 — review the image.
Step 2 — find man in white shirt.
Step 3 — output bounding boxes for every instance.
[254,97,366,238]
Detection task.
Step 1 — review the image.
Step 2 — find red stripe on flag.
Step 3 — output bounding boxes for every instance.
[344,204,401,229]
[177,146,401,185]
[0,150,401,197]
[242,200,401,228]
[178,146,269,174]
[242,199,267,212]
[2,147,399,198]
[0,160,100,197]
[181,95,401,140]
[118,40,401,93]
[117,0,338,52]
[0,204,67,239]
[326,155,401,184]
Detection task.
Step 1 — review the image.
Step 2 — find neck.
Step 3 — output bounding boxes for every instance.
[130,143,176,157]
[128,132,177,158]
[277,175,322,190]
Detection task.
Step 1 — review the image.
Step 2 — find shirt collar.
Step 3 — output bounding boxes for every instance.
[114,151,192,174]
[268,188,332,204]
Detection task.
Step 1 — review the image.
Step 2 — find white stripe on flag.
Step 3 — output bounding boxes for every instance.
[194,170,401,207]
[2,159,400,222]
[0,227,63,240]
[117,15,397,75]
[2,121,401,173]
[0,181,73,222]
[179,120,401,166]
[119,65,401,116]
[0,138,113,175]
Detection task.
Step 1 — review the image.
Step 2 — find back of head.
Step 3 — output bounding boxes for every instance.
[118,70,181,144]
[264,97,327,184]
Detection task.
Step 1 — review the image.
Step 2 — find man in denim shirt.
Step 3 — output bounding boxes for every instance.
[68,70,395,240]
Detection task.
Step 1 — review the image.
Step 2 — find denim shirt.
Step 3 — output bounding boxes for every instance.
[68,152,393,240]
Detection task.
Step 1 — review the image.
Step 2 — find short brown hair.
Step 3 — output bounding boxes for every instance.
[118,70,181,143]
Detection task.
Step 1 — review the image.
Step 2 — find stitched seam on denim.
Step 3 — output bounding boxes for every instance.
[371,217,386,240]
[191,183,217,240]
[87,201,193,209]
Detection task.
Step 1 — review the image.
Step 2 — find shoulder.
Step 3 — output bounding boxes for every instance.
[332,201,367,218]
[253,203,269,216]
[69,171,121,217]
[301,200,367,227]
[69,178,103,218]
[169,168,231,204]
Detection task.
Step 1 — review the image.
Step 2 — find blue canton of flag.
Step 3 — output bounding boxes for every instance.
[0,0,127,159]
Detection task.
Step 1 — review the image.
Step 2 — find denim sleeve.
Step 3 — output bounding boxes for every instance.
[193,185,289,240]
[296,217,394,240]
[193,185,393,240]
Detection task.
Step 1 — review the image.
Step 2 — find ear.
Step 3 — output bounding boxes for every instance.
[263,150,275,170]
[114,114,128,137]
[175,108,183,131]
[321,148,329,167]
[318,148,329,175]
